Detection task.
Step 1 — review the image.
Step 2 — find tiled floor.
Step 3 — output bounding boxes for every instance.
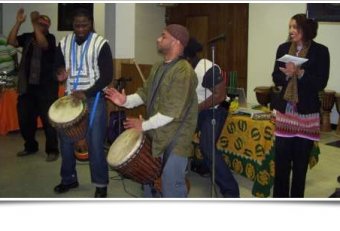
[1,129,340,199]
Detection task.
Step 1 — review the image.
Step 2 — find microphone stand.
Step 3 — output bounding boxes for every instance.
[210,42,217,198]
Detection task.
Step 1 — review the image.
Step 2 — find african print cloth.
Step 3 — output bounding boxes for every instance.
[216,115,319,197]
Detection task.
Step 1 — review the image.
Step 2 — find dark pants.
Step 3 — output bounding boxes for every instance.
[273,136,314,198]
[198,107,240,197]
[58,96,109,186]
[17,87,59,154]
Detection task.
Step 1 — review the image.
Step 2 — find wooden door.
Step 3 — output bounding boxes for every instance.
[166,3,249,93]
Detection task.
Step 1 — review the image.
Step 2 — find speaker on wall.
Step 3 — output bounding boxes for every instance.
[307,3,340,22]
[58,3,93,31]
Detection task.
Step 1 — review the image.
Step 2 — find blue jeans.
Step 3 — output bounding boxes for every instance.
[143,153,188,198]
[198,107,240,197]
[58,96,109,186]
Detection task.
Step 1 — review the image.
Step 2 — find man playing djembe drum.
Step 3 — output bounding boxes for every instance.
[54,8,113,198]
[105,24,198,198]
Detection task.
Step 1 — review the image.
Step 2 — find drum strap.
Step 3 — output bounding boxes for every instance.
[146,58,182,115]
[161,98,193,173]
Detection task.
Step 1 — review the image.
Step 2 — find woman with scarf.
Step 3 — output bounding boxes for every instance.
[272,13,330,197]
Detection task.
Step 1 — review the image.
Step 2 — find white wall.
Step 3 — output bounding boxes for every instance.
[135,3,165,64]
[114,3,135,59]
[248,3,340,123]
[2,3,105,44]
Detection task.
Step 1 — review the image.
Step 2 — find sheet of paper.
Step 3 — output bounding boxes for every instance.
[277,54,308,66]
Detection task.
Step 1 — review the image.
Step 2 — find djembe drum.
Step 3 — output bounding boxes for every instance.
[320,90,336,132]
[107,129,162,184]
[107,129,191,194]
[335,93,340,135]
[254,86,272,107]
[74,138,88,161]
[48,95,89,160]
[48,95,88,141]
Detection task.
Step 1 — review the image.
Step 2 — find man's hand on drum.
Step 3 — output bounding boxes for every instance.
[71,90,86,104]
[56,68,70,82]
[104,87,126,106]
[123,115,143,131]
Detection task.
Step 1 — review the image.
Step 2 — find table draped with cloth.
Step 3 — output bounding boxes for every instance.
[215,114,320,197]
[0,86,65,135]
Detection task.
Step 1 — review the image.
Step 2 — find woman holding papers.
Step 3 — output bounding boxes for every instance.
[272,13,330,197]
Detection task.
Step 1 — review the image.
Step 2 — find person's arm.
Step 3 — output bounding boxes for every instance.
[142,112,174,131]
[84,42,113,98]
[199,80,226,111]
[7,8,26,47]
[33,26,49,50]
[54,43,67,82]
[123,93,144,108]
[30,11,48,50]
[199,65,225,111]
[272,43,289,87]
[298,45,330,92]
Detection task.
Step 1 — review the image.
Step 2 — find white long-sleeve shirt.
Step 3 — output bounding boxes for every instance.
[123,93,174,131]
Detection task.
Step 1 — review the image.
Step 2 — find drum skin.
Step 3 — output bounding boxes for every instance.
[107,129,162,184]
[48,95,88,141]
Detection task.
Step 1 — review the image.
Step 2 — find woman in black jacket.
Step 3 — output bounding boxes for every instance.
[272,13,330,197]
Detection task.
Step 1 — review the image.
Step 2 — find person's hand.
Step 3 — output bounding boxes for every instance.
[30,11,40,24]
[279,62,299,77]
[71,90,86,105]
[56,68,70,82]
[104,87,127,106]
[16,8,26,24]
[123,115,144,131]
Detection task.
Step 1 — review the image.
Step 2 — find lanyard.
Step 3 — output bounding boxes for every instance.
[70,32,99,129]
[71,32,93,91]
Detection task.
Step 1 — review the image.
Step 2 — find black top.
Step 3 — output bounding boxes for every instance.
[272,40,330,114]
[54,40,113,98]
[17,32,58,93]
[191,58,223,89]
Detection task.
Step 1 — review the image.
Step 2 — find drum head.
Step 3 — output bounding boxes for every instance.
[107,129,143,167]
[254,86,271,93]
[48,95,84,124]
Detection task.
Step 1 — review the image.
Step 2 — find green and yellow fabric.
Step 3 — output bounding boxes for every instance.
[216,115,320,197]
[0,36,17,74]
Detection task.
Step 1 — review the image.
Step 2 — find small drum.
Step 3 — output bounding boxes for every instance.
[335,93,340,135]
[74,138,89,161]
[48,95,88,141]
[320,90,336,132]
[254,86,272,107]
[107,129,161,184]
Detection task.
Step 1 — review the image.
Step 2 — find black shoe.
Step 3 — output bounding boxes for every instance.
[94,187,107,198]
[46,152,59,162]
[54,182,79,194]
[17,150,38,157]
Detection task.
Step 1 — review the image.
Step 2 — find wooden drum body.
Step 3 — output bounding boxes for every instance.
[74,138,89,161]
[254,86,271,107]
[320,90,335,132]
[107,129,161,184]
[48,95,88,141]
[335,93,340,135]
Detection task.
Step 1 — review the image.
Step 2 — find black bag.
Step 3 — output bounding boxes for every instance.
[107,111,126,144]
